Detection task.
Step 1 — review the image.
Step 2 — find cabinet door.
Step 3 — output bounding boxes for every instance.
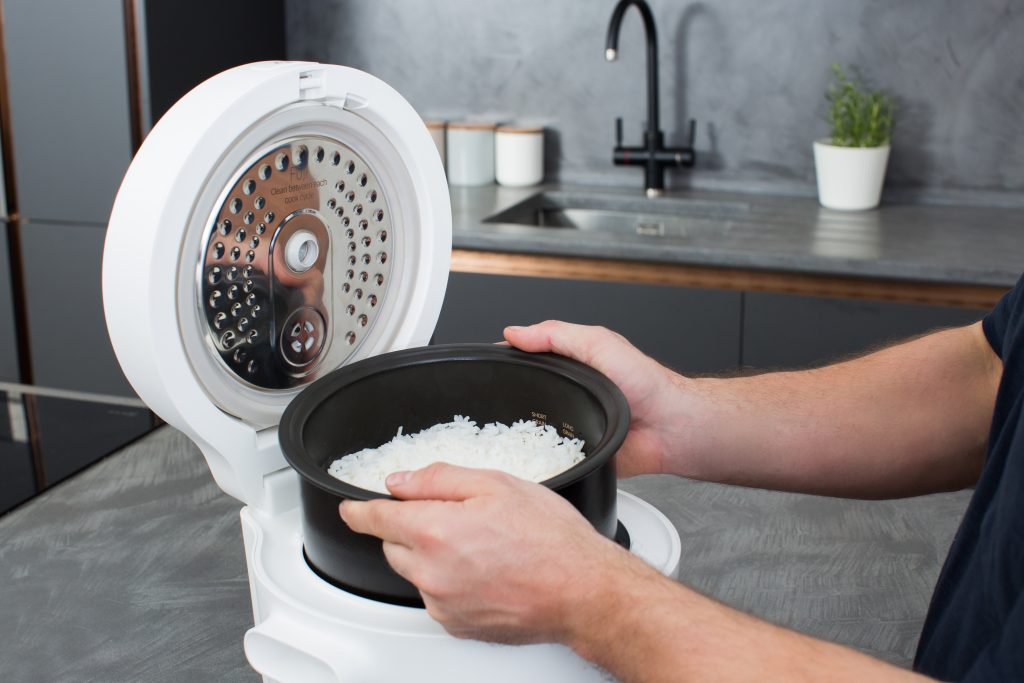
[0,222,20,382]
[20,221,133,396]
[143,0,287,124]
[433,273,742,374]
[34,395,151,487]
[0,391,36,513]
[2,0,133,224]
[742,292,984,370]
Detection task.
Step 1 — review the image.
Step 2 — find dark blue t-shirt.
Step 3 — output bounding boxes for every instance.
[914,276,1024,681]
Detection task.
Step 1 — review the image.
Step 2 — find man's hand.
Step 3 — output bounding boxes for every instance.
[340,462,934,683]
[505,321,690,478]
[339,462,644,643]
[507,320,999,498]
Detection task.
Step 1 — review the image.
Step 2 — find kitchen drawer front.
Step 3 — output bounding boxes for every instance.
[0,392,35,514]
[34,395,151,487]
[20,221,133,396]
[2,0,133,224]
[742,291,984,370]
[0,222,21,382]
[433,272,742,374]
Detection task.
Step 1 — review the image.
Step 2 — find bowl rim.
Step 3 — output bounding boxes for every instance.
[278,343,630,500]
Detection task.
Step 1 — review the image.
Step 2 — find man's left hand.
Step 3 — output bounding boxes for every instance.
[339,462,641,644]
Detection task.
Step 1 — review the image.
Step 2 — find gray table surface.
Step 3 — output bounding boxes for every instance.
[451,184,1024,288]
[0,426,972,682]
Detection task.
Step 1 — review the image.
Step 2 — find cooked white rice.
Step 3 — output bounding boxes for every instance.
[327,415,586,493]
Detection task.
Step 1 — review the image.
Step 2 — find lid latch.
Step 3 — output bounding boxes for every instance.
[298,69,326,100]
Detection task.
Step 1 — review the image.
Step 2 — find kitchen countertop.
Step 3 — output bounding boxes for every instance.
[0,426,972,681]
[449,184,1024,303]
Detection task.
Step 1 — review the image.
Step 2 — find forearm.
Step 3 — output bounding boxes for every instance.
[568,556,932,683]
[667,322,1000,498]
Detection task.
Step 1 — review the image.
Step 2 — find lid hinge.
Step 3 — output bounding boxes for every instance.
[298,69,326,100]
[343,93,368,110]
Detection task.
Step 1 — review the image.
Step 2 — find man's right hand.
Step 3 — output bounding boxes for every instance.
[505,321,692,478]
[506,319,997,499]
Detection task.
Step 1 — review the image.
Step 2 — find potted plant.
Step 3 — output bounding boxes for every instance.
[813,64,895,211]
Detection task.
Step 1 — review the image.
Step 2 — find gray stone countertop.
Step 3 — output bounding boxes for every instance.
[0,426,971,681]
[451,184,1024,288]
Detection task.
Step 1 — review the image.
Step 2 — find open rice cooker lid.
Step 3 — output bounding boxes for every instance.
[103,62,451,507]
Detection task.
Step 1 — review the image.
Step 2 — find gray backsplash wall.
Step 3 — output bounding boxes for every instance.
[286,0,1024,203]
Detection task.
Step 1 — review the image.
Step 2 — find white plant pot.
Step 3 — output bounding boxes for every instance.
[813,140,891,211]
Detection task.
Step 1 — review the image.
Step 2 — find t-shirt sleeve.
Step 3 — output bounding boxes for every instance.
[983,273,1024,359]
[958,589,1024,682]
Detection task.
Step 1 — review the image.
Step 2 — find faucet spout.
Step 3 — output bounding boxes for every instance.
[605,0,696,196]
[605,0,660,138]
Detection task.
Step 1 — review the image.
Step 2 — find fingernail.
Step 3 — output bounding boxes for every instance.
[338,501,348,520]
[505,326,523,333]
[386,470,411,487]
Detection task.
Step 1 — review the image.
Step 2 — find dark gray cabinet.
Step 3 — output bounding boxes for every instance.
[433,272,743,374]
[436,275,988,379]
[0,221,19,382]
[2,0,134,225]
[0,1,286,512]
[0,392,35,513]
[742,291,984,370]
[20,221,132,396]
[34,396,151,486]
[142,0,286,125]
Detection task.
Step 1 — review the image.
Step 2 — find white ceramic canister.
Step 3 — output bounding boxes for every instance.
[425,120,446,170]
[495,125,544,187]
[446,122,496,186]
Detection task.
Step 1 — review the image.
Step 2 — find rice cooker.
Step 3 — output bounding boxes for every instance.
[102,61,681,682]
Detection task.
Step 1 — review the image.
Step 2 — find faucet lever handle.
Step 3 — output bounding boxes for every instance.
[615,117,623,147]
[687,118,697,147]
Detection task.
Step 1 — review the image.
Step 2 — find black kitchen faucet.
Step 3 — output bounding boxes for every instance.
[606,0,696,197]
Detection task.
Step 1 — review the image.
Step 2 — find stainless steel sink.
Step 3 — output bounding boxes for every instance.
[484,190,751,238]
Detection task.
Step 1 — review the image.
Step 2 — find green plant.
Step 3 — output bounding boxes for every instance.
[825,63,894,147]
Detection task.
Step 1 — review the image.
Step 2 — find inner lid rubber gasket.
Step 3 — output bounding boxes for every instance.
[198,135,395,390]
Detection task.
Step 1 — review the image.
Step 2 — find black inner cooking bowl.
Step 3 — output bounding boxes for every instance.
[279,343,630,607]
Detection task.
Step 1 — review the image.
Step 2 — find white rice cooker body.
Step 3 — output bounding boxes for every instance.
[103,61,450,509]
[103,61,681,683]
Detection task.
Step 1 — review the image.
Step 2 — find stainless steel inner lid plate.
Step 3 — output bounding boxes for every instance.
[199,136,394,391]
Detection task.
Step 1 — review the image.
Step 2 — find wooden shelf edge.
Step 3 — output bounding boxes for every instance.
[450,249,1006,310]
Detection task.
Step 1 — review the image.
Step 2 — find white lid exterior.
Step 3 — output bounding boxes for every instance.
[102,62,451,508]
